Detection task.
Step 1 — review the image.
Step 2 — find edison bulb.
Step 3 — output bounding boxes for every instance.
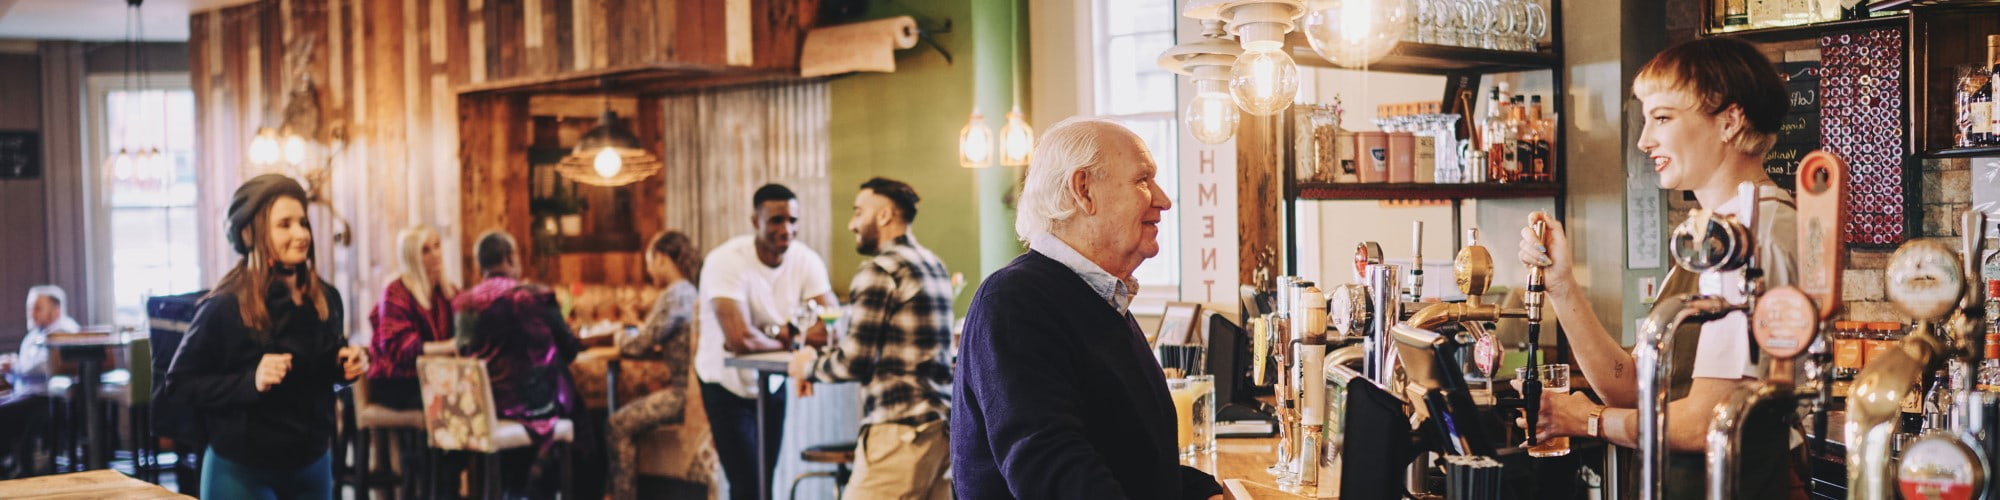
[281,134,310,165]
[110,149,134,180]
[1230,48,1299,116]
[248,128,282,166]
[999,109,1034,166]
[1186,80,1239,144]
[959,111,994,168]
[593,147,622,178]
[1301,0,1411,68]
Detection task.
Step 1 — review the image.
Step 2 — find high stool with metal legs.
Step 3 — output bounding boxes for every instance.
[415,356,573,499]
[787,442,856,500]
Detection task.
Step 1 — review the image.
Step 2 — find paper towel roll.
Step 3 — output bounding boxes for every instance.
[800,16,921,78]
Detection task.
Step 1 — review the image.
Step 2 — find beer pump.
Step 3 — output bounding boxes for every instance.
[1845,211,1993,499]
[1634,182,1769,500]
[1523,221,1549,448]
[1704,152,1848,498]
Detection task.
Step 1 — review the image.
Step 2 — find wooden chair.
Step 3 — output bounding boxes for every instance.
[415,356,573,499]
[350,375,427,499]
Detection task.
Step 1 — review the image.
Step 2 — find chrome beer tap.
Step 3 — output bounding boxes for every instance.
[1636,182,1768,500]
[1705,152,1850,499]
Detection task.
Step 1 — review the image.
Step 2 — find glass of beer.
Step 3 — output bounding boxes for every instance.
[1160,344,1216,457]
[1517,363,1572,458]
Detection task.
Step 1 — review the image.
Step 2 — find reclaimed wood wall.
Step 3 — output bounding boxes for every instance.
[659,82,833,258]
[191,0,820,338]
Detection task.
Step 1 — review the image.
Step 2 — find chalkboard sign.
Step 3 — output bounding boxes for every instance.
[0,131,37,180]
[1764,60,1821,191]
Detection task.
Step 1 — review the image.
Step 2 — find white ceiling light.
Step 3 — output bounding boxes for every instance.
[1185,0,1305,116]
[1300,0,1412,68]
[1159,20,1244,144]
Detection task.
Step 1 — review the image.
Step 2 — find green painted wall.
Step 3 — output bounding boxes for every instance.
[827,0,1026,313]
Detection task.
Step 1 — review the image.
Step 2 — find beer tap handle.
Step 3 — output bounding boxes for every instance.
[1523,220,1548,446]
[1411,221,1425,301]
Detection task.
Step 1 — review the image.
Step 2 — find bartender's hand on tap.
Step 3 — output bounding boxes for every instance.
[1518,211,1577,291]
[1511,378,1595,441]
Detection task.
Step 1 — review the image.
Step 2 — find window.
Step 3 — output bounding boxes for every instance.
[90,74,200,325]
[1092,0,1181,290]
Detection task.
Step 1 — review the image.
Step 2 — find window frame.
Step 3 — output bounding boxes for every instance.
[84,72,201,326]
[1087,0,1184,313]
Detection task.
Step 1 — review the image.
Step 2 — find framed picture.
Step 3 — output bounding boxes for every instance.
[0,131,39,180]
[1155,301,1204,346]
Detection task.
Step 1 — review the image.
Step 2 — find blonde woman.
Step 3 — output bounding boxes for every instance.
[368,226,459,410]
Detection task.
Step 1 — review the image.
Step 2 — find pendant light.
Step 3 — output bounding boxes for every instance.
[1185,0,1305,116]
[107,0,149,180]
[1159,20,1245,144]
[556,83,662,187]
[997,2,1034,166]
[959,108,994,168]
[1300,0,1412,68]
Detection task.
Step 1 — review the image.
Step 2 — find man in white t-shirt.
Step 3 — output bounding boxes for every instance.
[697,183,837,500]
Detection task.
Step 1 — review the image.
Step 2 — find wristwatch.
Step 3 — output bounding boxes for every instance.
[1587,405,1608,438]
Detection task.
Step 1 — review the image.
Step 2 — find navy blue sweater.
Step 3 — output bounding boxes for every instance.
[952,251,1224,499]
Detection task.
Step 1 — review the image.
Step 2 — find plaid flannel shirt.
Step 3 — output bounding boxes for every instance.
[807,235,956,426]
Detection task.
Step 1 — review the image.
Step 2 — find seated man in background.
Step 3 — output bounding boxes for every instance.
[455,231,587,495]
[0,285,77,477]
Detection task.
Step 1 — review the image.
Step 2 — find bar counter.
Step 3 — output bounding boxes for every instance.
[1192,436,1312,500]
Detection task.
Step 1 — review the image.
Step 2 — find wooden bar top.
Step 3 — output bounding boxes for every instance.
[1192,436,1317,500]
[0,470,189,499]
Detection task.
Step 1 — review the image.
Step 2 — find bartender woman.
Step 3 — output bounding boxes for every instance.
[1517,36,1802,498]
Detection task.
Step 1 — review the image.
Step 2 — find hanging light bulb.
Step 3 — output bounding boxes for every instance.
[1186,79,1240,144]
[110,148,135,181]
[281,131,311,166]
[999,107,1034,166]
[1230,47,1299,116]
[959,109,994,168]
[1300,0,1411,68]
[249,128,283,166]
[593,146,622,178]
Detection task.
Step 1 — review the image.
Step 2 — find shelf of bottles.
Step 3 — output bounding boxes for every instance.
[1708,0,1904,38]
[1293,84,1558,201]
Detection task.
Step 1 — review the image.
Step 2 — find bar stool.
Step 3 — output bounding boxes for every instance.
[415,356,573,499]
[787,441,856,500]
[351,376,427,499]
[97,338,158,482]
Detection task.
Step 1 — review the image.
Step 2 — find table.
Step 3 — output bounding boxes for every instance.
[722,351,793,500]
[1192,436,1319,500]
[47,331,144,471]
[0,469,189,499]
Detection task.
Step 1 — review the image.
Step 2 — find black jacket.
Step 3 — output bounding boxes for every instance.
[164,280,348,469]
[952,251,1223,499]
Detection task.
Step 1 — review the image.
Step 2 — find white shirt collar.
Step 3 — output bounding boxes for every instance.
[1029,233,1136,314]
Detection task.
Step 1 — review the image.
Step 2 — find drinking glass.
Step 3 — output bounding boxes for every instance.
[1517,363,1572,457]
[1413,0,1435,44]
[1460,1,1491,50]
[1522,1,1548,52]
[1432,0,1460,46]
[1488,0,1519,51]
[1160,344,1216,457]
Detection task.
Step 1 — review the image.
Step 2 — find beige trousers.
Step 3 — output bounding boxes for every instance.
[844,420,951,500]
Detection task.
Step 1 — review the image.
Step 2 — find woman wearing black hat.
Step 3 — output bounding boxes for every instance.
[164,174,367,499]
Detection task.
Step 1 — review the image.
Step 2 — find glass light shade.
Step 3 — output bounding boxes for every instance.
[1230,48,1300,116]
[593,146,621,178]
[109,149,134,180]
[1300,0,1411,68]
[248,128,282,166]
[960,110,994,168]
[1186,80,1239,144]
[999,108,1034,166]
[281,133,311,166]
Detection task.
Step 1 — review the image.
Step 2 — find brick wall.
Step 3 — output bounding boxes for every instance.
[1842,157,1973,321]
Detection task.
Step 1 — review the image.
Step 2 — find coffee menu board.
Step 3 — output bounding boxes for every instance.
[0,131,36,180]
[1766,58,1822,191]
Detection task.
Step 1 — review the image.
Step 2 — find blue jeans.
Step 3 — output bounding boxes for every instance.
[201,447,334,500]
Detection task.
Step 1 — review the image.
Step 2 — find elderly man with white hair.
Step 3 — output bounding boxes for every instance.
[951,118,1222,499]
[4,285,79,379]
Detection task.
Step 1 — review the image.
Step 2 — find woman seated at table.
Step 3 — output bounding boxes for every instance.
[164,174,368,499]
[1517,36,1803,499]
[607,231,718,499]
[367,225,459,410]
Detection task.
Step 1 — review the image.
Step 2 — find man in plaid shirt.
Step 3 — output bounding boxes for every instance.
[789,177,956,499]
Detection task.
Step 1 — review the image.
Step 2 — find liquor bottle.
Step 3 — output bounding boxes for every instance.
[1960,65,1992,147]
[1499,95,1526,182]
[1483,86,1509,183]
[1525,95,1552,182]
[1840,0,1868,21]
[1986,36,2000,146]
[1982,280,2000,392]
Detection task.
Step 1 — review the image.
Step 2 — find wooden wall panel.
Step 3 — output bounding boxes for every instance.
[659,82,831,256]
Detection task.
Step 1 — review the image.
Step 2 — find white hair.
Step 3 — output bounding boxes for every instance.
[1014,117,1146,241]
[25,285,65,329]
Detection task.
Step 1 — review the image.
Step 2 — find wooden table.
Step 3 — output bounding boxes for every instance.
[0,469,189,499]
[1192,436,1317,499]
[47,331,145,471]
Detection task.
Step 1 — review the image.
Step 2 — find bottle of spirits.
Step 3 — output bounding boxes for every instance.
[1500,96,1527,182]
[1959,65,1992,147]
[1483,86,1510,183]
[1526,95,1553,182]
[1986,36,2000,146]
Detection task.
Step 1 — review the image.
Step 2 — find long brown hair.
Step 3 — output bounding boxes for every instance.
[211,194,331,340]
[647,231,703,287]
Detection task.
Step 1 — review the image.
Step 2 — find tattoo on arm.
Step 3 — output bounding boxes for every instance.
[1613,360,1625,378]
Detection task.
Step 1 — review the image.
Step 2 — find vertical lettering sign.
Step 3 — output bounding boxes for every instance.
[1178,135,1241,309]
